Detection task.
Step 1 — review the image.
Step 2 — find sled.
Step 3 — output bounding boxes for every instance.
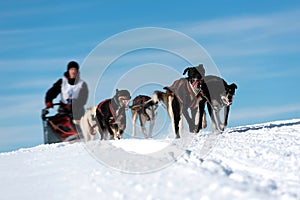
[41,103,79,144]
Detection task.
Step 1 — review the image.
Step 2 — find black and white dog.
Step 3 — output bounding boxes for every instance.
[95,89,131,140]
[130,95,158,138]
[198,75,237,132]
[152,64,207,138]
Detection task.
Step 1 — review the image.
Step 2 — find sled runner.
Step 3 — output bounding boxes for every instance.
[41,103,79,144]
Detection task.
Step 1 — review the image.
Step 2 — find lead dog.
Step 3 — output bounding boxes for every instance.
[152,64,207,138]
[198,75,237,132]
[130,95,158,138]
[96,89,131,140]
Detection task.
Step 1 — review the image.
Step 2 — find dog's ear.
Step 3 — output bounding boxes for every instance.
[230,83,238,89]
[116,89,119,95]
[195,64,205,78]
[183,67,190,75]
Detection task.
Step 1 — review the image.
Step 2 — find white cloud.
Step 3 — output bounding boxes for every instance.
[178,9,300,57]
[183,9,300,37]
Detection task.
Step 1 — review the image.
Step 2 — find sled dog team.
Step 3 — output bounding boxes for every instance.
[80,64,237,142]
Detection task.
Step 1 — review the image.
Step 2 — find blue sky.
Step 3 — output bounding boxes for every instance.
[1,0,300,152]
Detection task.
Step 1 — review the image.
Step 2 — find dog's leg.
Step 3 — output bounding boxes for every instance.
[207,104,218,131]
[139,113,147,138]
[215,109,223,131]
[183,108,194,133]
[191,106,202,133]
[148,108,156,138]
[97,124,105,140]
[194,107,207,130]
[107,123,116,140]
[116,116,126,140]
[172,96,181,139]
[95,112,108,140]
[179,111,184,136]
[117,123,126,140]
[131,110,138,138]
[196,99,206,133]
[167,96,176,137]
[109,125,117,140]
[149,118,155,138]
[191,107,198,125]
[202,110,207,129]
[221,106,230,131]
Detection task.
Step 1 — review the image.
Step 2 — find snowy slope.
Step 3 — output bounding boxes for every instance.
[1,119,300,200]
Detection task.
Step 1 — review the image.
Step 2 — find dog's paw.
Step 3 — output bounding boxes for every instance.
[219,123,225,131]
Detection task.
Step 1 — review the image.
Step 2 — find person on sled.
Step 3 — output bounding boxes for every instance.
[45,61,88,125]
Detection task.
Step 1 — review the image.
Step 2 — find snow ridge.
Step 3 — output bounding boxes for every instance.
[1,119,300,200]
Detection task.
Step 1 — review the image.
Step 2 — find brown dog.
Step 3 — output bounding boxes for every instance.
[152,64,207,138]
[96,89,131,140]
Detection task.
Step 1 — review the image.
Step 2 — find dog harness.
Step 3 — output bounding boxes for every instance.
[131,95,153,121]
[168,78,202,109]
[97,99,124,124]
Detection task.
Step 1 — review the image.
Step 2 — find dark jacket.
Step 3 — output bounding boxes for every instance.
[45,72,88,120]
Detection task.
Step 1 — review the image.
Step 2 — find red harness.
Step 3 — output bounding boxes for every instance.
[97,99,123,124]
[168,78,201,109]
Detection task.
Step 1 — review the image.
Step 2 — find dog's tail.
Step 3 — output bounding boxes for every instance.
[152,90,165,103]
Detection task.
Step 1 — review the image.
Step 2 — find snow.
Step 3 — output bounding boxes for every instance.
[1,119,300,200]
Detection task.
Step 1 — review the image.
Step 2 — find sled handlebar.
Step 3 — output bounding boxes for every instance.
[41,103,66,120]
[52,102,64,106]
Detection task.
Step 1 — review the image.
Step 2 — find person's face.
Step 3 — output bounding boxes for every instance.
[68,68,78,79]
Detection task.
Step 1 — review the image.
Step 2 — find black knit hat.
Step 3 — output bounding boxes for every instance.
[67,61,79,70]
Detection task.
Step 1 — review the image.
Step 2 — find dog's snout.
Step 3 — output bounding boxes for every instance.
[123,99,130,106]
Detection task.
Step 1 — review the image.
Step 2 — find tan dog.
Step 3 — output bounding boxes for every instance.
[130,95,158,138]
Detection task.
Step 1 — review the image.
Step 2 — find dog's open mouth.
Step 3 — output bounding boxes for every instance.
[189,79,202,95]
[191,79,201,89]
